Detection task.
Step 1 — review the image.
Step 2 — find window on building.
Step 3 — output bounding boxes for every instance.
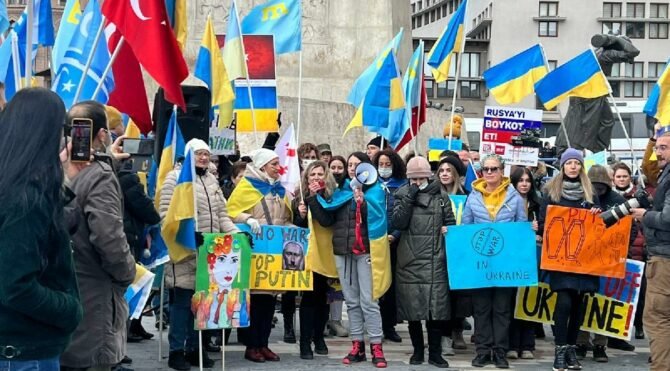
[459,53,481,78]
[650,3,668,18]
[447,81,456,98]
[460,81,481,98]
[624,81,644,97]
[449,0,454,13]
[416,16,422,27]
[626,62,644,78]
[437,82,448,97]
[610,81,621,97]
[442,5,447,17]
[431,10,435,22]
[412,3,416,13]
[426,80,434,98]
[548,60,557,71]
[602,21,622,35]
[424,13,429,25]
[649,62,667,78]
[626,3,645,17]
[437,8,441,19]
[610,63,623,77]
[625,22,645,38]
[539,21,558,36]
[417,0,423,11]
[539,2,558,16]
[8,0,26,4]
[412,17,416,29]
[603,2,622,17]
[650,23,669,38]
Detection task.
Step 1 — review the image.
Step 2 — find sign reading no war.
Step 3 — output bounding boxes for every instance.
[237,224,312,291]
[446,222,538,289]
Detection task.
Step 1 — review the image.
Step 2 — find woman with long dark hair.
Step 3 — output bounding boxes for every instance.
[0,88,83,369]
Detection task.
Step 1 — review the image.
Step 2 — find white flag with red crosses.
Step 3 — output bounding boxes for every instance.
[276,123,300,198]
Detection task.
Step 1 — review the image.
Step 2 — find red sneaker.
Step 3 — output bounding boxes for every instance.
[259,347,280,361]
[343,340,366,364]
[371,343,387,368]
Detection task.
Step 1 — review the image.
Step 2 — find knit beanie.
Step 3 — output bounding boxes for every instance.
[406,156,432,179]
[249,148,279,170]
[185,138,210,156]
[587,164,611,186]
[367,136,386,148]
[560,148,584,167]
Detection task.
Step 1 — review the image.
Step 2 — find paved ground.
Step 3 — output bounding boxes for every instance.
[126,311,651,371]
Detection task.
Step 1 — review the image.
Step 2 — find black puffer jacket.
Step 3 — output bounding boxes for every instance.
[118,170,160,260]
[308,192,370,256]
[392,181,456,321]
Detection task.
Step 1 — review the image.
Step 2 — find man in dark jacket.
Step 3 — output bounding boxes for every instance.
[631,131,670,371]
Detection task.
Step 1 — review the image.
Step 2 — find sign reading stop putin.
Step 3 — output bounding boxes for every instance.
[541,206,631,279]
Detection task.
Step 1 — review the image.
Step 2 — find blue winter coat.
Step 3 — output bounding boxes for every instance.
[462,184,527,224]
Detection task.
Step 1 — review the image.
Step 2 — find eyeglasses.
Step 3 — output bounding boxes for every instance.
[482,166,500,173]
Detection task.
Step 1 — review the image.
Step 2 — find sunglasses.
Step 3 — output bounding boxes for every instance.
[482,166,500,173]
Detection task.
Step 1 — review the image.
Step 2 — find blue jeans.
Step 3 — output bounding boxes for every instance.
[0,357,59,371]
[168,287,197,352]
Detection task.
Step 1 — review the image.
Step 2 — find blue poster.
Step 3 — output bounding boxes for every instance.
[446,222,538,289]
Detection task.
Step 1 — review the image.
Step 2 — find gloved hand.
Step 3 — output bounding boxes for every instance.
[407,184,420,201]
[240,231,255,249]
[194,231,204,247]
[246,218,261,234]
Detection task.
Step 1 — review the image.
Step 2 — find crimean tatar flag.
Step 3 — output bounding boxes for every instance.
[124,264,156,319]
[644,59,670,125]
[534,50,610,110]
[483,44,548,105]
[241,0,302,54]
[395,41,427,151]
[427,0,467,83]
[52,0,81,72]
[162,147,198,263]
[195,15,235,110]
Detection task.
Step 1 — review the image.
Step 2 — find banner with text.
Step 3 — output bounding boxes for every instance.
[446,222,538,289]
[480,106,542,166]
[209,123,236,156]
[541,206,630,279]
[514,259,644,340]
[238,224,312,290]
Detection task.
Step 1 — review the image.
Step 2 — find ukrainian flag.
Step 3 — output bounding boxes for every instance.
[155,109,185,211]
[644,59,670,125]
[195,14,235,123]
[427,0,467,83]
[162,148,198,263]
[534,50,610,110]
[165,0,187,51]
[344,52,405,136]
[241,0,302,55]
[347,29,403,107]
[223,0,248,81]
[124,120,141,139]
[316,181,391,300]
[227,175,291,219]
[483,44,548,105]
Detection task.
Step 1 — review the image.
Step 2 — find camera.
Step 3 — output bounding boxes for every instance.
[600,187,652,227]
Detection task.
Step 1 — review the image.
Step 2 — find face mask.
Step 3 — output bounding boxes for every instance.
[378,167,393,179]
[302,159,315,169]
[418,181,429,190]
[333,173,346,184]
[473,162,482,172]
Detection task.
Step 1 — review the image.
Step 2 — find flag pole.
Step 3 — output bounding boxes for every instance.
[73,18,106,104]
[394,37,413,154]
[410,40,425,155]
[10,33,21,93]
[447,4,468,151]
[158,270,165,361]
[24,0,33,89]
[235,2,259,148]
[296,50,303,143]
[92,37,125,100]
[539,43,571,148]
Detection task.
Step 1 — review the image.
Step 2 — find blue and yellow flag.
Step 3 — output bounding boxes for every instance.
[483,44,548,105]
[347,29,404,107]
[195,14,235,123]
[155,109,185,210]
[427,0,467,82]
[223,0,248,81]
[241,0,301,55]
[534,50,610,110]
[124,264,156,319]
[344,52,405,136]
[165,0,187,51]
[316,180,391,300]
[644,59,670,125]
[162,148,197,263]
[227,176,290,219]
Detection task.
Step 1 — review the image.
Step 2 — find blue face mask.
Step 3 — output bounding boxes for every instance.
[473,162,482,172]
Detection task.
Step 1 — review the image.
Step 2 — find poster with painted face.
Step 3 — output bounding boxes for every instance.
[193,233,251,330]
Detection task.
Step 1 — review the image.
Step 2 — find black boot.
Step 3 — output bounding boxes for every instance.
[185,348,215,368]
[313,304,329,355]
[566,345,583,369]
[167,351,190,371]
[553,345,568,371]
[408,322,425,365]
[284,314,296,343]
[299,307,314,359]
[427,328,449,368]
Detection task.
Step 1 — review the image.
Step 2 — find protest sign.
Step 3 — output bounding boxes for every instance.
[541,206,630,278]
[209,124,236,156]
[514,260,644,340]
[584,151,607,172]
[193,233,252,330]
[480,106,542,166]
[238,224,312,291]
[428,137,462,161]
[449,195,467,225]
[446,222,537,289]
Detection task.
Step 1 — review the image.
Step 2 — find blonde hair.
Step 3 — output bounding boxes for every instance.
[544,166,594,204]
[438,162,464,194]
[299,161,337,199]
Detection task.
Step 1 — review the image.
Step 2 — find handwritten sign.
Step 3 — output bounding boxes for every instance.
[193,233,252,330]
[446,222,538,289]
[480,106,542,166]
[450,195,467,225]
[541,206,630,279]
[237,224,312,291]
[514,260,644,340]
[209,126,236,156]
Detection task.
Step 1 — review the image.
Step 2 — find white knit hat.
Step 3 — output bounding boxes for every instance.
[185,138,210,156]
[249,148,279,170]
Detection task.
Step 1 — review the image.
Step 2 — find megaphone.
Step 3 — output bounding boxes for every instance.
[350,163,378,190]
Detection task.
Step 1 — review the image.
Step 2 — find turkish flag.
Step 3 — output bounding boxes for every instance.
[106,26,152,134]
[102,0,188,110]
[395,73,427,152]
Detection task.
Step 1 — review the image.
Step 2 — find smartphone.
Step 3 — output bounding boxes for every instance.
[123,138,154,156]
[70,118,93,163]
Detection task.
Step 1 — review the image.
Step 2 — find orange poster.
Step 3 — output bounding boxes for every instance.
[541,206,630,279]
